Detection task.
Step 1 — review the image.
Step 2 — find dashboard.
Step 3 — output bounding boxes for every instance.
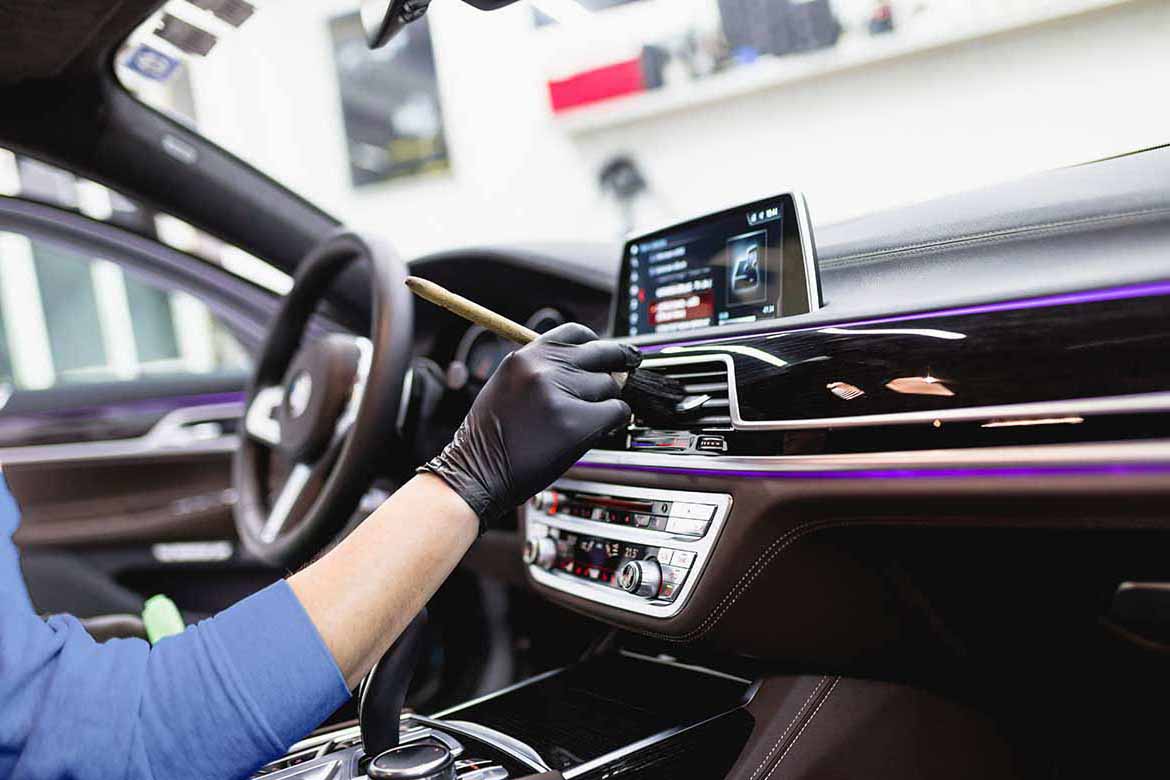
[400,247,614,464]
[450,307,566,390]
[405,146,1170,664]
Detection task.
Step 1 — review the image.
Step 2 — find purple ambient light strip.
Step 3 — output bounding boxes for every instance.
[644,279,1170,353]
[574,461,1170,481]
[5,391,247,421]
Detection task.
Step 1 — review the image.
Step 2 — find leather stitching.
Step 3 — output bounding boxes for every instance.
[762,677,841,780]
[748,676,829,780]
[575,508,1131,644]
[638,518,869,642]
[823,205,1170,268]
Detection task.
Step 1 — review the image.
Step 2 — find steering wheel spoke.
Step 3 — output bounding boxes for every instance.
[260,462,312,543]
[244,385,284,447]
[332,336,374,443]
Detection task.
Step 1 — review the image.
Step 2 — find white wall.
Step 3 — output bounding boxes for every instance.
[187,0,1170,260]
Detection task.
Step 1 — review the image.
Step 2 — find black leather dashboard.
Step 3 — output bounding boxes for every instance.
[408,145,1170,342]
[423,145,1170,667]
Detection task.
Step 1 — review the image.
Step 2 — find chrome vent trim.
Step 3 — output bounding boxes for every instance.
[641,354,1170,432]
[580,438,1170,473]
[641,358,732,429]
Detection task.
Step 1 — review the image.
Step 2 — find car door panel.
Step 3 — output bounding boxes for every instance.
[2,394,280,616]
[8,453,236,549]
[0,200,290,617]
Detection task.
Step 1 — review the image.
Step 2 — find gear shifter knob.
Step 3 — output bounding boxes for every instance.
[359,610,429,757]
[368,743,455,780]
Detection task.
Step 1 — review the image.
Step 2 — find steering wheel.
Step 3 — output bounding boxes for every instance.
[234,231,414,568]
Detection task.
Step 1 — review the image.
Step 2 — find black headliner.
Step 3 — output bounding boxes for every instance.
[0,0,339,275]
[0,1,158,84]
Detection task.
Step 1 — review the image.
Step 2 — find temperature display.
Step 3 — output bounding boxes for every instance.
[554,532,653,586]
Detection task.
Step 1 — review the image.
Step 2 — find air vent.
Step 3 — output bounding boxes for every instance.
[641,359,732,429]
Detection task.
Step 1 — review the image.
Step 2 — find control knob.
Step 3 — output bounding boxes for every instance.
[617,559,662,599]
[530,490,560,512]
[523,537,557,569]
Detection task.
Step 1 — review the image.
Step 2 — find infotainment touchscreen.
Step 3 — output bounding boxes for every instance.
[613,193,819,338]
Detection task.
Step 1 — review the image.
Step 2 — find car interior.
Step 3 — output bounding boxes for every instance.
[2,0,1169,778]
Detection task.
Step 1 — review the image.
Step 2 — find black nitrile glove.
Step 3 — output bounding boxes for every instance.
[420,323,641,532]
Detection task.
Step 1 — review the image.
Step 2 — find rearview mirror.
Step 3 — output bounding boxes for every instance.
[361,0,522,49]
[360,0,430,49]
[460,0,522,7]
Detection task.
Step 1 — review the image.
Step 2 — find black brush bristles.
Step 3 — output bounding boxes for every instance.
[620,367,688,426]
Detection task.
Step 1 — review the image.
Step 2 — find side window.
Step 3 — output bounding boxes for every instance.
[0,230,248,392]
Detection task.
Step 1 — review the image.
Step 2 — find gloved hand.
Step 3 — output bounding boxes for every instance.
[420,323,641,531]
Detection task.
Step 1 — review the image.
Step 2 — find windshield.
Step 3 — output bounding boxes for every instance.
[117,0,1168,259]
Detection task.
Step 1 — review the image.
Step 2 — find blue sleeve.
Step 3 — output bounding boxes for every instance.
[0,471,351,780]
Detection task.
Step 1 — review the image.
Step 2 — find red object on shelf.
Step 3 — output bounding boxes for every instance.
[548,58,646,113]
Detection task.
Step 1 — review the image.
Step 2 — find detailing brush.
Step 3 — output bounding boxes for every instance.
[404,276,687,423]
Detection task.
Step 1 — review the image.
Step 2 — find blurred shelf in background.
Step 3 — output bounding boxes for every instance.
[551,0,1141,134]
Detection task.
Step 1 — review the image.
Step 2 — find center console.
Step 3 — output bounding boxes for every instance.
[522,481,732,618]
[252,653,755,780]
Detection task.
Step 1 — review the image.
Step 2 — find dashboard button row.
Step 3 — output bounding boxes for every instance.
[529,494,716,538]
[669,503,716,521]
[656,548,696,568]
[524,481,732,617]
[665,517,709,536]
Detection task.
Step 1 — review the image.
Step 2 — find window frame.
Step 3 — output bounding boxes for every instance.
[0,194,284,359]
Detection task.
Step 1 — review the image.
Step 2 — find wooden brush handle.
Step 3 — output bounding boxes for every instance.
[405,276,629,388]
[405,277,539,345]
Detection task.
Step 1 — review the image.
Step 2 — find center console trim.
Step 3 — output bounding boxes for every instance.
[524,479,733,619]
[560,711,733,780]
[560,678,760,780]
[408,715,549,774]
[578,438,1170,474]
[277,656,756,780]
[617,649,752,685]
[430,667,567,719]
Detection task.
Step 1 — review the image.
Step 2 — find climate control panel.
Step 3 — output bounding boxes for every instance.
[523,480,732,618]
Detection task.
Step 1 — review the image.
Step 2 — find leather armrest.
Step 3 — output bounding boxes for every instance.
[80,613,148,642]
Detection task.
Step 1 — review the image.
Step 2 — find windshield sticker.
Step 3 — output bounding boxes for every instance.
[155,14,218,57]
[125,45,183,83]
[187,0,256,28]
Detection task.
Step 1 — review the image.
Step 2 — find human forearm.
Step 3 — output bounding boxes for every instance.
[289,324,638,688]
[288,473,478,688]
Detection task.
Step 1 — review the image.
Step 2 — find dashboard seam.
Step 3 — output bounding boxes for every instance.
[761,677,841,780]
[654,518,869,642]
[747,676,829,780]
[637,505,1170,642]
[823,205,1170,268]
